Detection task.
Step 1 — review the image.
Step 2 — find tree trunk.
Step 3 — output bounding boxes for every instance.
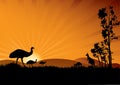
[97,57,101,67]
[108,28,112,68]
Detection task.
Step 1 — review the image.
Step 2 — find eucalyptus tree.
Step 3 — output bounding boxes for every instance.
[98,6,120,68]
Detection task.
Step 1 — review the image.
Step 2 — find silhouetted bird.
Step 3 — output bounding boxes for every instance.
[26,59,37,68]
[39,60,46,66]
[9,47,34,67]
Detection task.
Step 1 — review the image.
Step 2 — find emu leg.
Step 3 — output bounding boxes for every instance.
[16,58,19,64]
[21,58,25,67]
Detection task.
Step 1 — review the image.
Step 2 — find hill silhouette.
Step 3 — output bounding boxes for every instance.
[0,58,120,69]
[38,58,78,67]
[0,58,78,67]
[75,57,91,67]
[75,57,120,68]
[0,59,23,66]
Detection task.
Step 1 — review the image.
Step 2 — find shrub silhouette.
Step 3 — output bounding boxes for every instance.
[73,62,82,68]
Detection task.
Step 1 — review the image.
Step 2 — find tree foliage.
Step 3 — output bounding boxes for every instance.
[98,6,119,42]
[91,42,108,67]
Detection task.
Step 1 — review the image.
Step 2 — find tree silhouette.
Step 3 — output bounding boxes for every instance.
[91,42,108,67]
[98,6,120,68]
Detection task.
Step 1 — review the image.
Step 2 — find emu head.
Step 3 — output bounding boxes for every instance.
[31,47,34,49]
[35,59,37,62]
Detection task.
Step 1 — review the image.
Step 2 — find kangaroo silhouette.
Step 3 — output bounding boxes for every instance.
[26,59,37,68]
[9,47,34,67]
[86,53,95,67]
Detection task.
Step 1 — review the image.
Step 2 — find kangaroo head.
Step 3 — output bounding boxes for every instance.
[35,59,37,62]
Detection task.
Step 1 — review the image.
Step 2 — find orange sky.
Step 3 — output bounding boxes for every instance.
[0,0,120,63]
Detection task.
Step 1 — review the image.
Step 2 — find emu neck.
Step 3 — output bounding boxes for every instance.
[29,48,33,56]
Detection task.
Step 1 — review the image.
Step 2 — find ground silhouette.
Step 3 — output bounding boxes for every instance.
[0,63,120,84]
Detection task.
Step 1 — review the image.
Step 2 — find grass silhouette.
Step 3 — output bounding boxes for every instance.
[0,63,120,84]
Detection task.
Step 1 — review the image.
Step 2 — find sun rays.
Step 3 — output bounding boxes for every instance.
[0,0,119,64]
[0,0,81,61]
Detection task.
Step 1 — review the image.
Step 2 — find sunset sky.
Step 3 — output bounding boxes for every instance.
[0,0,120,64]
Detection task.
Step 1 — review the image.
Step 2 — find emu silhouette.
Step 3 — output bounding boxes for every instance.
[26,59,37,68]
[9,47,34,67]
[39,60,46,66]
[86,53,95,67]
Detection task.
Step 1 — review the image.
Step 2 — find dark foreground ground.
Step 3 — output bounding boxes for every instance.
[0,63,120,84]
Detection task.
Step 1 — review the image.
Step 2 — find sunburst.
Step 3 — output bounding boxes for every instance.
[0,0,119,64]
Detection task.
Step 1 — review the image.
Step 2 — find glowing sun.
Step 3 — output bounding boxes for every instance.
[23,52,41,63]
